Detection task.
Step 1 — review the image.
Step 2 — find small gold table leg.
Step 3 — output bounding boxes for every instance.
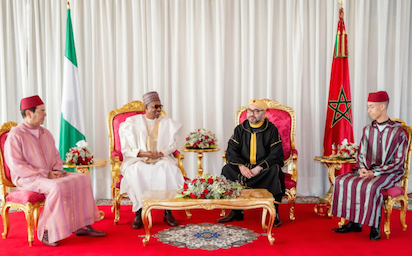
[142,205,153,246]
[76,166,90,175]
[197,152,204,176]
[266,204,276,245]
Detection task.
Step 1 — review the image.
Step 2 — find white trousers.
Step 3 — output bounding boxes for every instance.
[120,159,184,212]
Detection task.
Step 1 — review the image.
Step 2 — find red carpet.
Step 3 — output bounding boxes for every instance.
[0,204,411,256]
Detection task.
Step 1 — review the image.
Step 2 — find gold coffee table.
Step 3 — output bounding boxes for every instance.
[141,188,276,246]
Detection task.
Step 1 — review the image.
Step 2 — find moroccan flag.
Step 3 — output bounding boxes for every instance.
[59,7,86,166]
[323,7,354,173]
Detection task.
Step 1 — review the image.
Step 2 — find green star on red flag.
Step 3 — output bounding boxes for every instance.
[328,86,352,127]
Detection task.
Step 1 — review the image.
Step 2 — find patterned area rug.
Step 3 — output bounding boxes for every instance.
[152,223,259,250]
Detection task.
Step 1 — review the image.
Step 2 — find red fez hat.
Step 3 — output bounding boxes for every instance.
[367,91,389,102]
[20,95,44,110]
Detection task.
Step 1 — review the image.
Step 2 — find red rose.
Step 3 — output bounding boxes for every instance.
[186,137,189,141]
[228,190,233,195]
[200,178,205,183]
[205,136,209,139]
[200,194,205,199]
[208,178,214,184]
[190,193,197,199]
[204,188,209,194]
[181,191,184,194]
[192,179,198,183]
[183,183,188,189]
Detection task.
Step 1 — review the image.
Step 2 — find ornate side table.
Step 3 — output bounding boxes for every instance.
[181,148,220,176]
[63,158,107,175]
[63,158,107,219]
[313,156,356,217]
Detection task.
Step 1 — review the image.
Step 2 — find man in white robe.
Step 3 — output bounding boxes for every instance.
[119,91,184,229]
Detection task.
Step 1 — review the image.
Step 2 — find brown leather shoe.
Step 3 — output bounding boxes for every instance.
[132,213,143,229]
[75,225,107,237]
[164,213,178,226]
[216,210,244,223]
[42,231,58,247]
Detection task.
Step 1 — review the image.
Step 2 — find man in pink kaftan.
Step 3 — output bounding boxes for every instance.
[4,95,106,246]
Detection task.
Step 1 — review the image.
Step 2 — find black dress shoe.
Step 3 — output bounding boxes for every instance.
[75,225,107,237]
[370,226,381,241]
[333,221,362,233]
[164,213,178,226]
[132,211,143,229]
[42,231,58,247]
[273,213,282,227]
[216,210,244,223]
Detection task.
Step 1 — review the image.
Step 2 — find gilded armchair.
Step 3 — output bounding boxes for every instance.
[0,121,46,246]
[108,101,187,225]
[338,119,412,238]
[223,99,298,221]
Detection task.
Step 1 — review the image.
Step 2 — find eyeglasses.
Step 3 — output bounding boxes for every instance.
[148,104,163,110]
[246,108,264,115]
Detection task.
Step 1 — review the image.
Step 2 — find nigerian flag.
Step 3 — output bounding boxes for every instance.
[59,7,86,164]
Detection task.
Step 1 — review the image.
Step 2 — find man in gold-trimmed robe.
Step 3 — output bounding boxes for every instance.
[217,99,285,226]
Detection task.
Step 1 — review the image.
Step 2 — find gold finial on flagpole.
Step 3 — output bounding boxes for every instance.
[338,0,345,8]
[67,0,70,10]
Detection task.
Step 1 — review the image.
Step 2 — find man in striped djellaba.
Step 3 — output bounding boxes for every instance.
[331,91,408,241]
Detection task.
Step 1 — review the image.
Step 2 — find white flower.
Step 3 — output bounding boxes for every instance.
[76,140,88,148]
[337,139,359,159]
[65,140,94,165]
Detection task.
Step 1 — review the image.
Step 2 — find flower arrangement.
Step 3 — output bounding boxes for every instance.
[184,128,218,149]
[336,139,359,159]
[176,174,243,199]
[64,140,94,165]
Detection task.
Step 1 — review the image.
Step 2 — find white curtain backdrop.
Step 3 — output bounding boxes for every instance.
[1,0,411,199]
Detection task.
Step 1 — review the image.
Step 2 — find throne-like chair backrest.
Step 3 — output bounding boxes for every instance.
[0,121,18,192]
[108,101,167,162]
[237,99,297,180]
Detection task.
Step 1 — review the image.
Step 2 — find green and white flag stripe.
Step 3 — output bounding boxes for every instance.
[59,9,86,161]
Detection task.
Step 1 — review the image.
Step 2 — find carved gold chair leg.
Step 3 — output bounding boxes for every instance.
[338,217,346,228]
[286,188,296,221]
[185,209,192,219]
[111,187,116,213]
[33,207,40,230]
[1,204,11,239]
[24,205,35,246]
[384,197,394,239]
[114,192,125,225]
[220,208,226,217]
[399,198,408,231]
